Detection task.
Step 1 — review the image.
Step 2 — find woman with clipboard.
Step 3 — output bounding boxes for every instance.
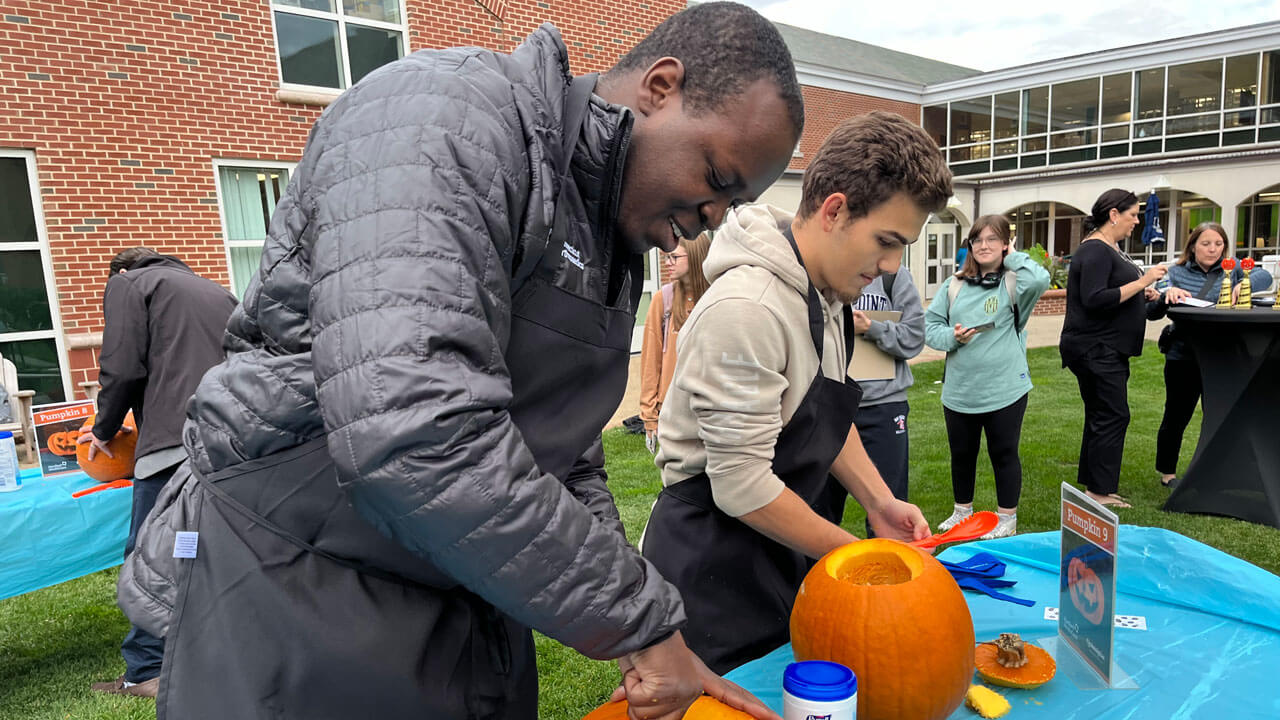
[924,215,1050,539]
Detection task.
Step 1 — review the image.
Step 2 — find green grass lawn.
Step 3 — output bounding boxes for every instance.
[2,343,1276,719]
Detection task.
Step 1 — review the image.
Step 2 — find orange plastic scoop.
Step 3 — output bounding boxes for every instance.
[72,478,132,499]
[910,511,1000,550]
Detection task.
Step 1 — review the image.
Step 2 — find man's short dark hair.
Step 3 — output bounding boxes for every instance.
[798,112,953,221]
[611,2,804,137]
[109,247,159,277]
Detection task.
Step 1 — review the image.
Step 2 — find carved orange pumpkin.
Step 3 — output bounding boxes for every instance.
[46,431,79,456]
[581,696,753,720]
[76,412,138,483]
[1067,557,1106,624]
[790,539,975,720]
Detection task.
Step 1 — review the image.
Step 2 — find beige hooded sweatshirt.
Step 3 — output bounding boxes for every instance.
[655,204,851,518]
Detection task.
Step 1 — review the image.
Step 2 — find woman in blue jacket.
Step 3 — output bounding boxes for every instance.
[925,215,1050,539]
[1146,222,1271,488]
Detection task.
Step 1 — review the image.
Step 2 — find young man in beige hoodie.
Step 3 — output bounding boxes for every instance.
[643,112,953,674]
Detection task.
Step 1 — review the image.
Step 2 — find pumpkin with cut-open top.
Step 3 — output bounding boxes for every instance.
[790,538,975,720]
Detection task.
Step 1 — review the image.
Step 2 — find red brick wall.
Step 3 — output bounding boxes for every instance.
[1032,288,1066,315]
[1,0,683,397]
[789,85,921,172]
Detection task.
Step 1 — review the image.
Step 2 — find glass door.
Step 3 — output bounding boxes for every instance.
[924,220,957,299]
[631,249,660,352]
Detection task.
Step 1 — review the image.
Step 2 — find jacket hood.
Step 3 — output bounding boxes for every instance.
[128,254,194,274]
[704,204,812,300]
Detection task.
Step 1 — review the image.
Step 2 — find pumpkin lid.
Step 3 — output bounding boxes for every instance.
[783,660,857,701]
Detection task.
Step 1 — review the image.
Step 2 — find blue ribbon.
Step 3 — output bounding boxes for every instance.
[941,552,1036,607]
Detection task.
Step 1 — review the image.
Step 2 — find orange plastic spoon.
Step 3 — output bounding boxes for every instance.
[910,511,1000,550]
[72,478,133,499]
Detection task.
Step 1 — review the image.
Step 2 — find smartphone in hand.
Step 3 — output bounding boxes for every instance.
[967,321,996,333]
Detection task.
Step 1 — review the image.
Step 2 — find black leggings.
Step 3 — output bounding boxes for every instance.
[942,393,1029,509]
[1156,354,1202,475]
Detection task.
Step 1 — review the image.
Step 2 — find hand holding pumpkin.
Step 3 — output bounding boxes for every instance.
[611,631,779,720]
[76,425,132,461]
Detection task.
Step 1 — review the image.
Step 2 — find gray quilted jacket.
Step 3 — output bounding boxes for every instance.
[123,25,684,660]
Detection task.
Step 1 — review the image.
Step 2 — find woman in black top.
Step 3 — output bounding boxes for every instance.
[1059,189,1167,508]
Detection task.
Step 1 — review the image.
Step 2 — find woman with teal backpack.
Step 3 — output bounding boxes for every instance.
[925,215,1050,539]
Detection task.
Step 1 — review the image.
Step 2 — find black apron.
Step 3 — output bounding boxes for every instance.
[158,75,642,720]
[641,230,863,675]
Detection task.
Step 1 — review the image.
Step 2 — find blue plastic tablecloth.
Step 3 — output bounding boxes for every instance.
[0,466,132,601]
[725,527,1280,719]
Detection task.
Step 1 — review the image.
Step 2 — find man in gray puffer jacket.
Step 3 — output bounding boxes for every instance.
[130,3,803,719]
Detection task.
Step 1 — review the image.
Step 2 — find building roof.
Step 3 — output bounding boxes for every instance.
[774,22,980,86]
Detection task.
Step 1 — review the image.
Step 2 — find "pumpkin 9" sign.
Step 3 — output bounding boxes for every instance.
[1058,483,1120,686]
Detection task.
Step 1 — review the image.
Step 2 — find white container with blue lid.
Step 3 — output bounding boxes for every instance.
[0,430,20,492]
[783,660,857,720]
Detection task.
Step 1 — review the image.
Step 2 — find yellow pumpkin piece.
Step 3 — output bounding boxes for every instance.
[974,633,1056,689]
[965,685,1011,719]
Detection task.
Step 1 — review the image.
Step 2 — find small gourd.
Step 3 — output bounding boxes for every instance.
[974,633,1056,689]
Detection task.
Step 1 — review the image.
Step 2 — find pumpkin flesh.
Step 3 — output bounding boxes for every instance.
[790,539,975,720]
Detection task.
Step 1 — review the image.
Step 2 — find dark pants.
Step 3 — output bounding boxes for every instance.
[1156,354,1202,475]
[1068,347,1131,496]
[121,464,177,683]
[814,400,910,537]
[942,394,1028,509]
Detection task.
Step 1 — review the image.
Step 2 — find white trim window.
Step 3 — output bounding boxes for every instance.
[272,0,407,91]
[0,149,72,404]
[213,161,296,299]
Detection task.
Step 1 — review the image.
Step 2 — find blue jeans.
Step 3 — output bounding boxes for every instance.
[121,464,176,683]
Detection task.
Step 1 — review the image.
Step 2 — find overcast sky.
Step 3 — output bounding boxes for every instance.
[736,0,1280,71]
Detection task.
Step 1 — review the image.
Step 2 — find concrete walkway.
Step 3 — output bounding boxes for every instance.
[605,314,1169,430]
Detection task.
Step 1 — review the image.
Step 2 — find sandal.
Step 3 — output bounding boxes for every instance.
[1097,494,1132,509]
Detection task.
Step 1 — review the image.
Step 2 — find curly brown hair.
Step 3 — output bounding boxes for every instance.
[797,112,952,222]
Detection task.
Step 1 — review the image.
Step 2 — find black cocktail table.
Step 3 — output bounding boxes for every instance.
[1163,307,1280,529]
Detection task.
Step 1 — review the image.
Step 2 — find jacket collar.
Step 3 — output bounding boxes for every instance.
[128,254,194,274]
[570,88,632,259]
[513,25,633,256]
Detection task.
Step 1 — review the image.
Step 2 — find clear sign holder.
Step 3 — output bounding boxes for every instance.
[1055,483,1141,692]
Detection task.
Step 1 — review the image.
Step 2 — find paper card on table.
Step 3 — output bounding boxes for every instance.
[1044,607,1146,630]
[1177,297,1214,308]
[31,400,96,478]
[848,310,901,381]
[1058,483,1121,686]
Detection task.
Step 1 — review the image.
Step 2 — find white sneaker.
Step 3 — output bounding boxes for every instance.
[981,513,1017,540]
[938,505,973,532]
